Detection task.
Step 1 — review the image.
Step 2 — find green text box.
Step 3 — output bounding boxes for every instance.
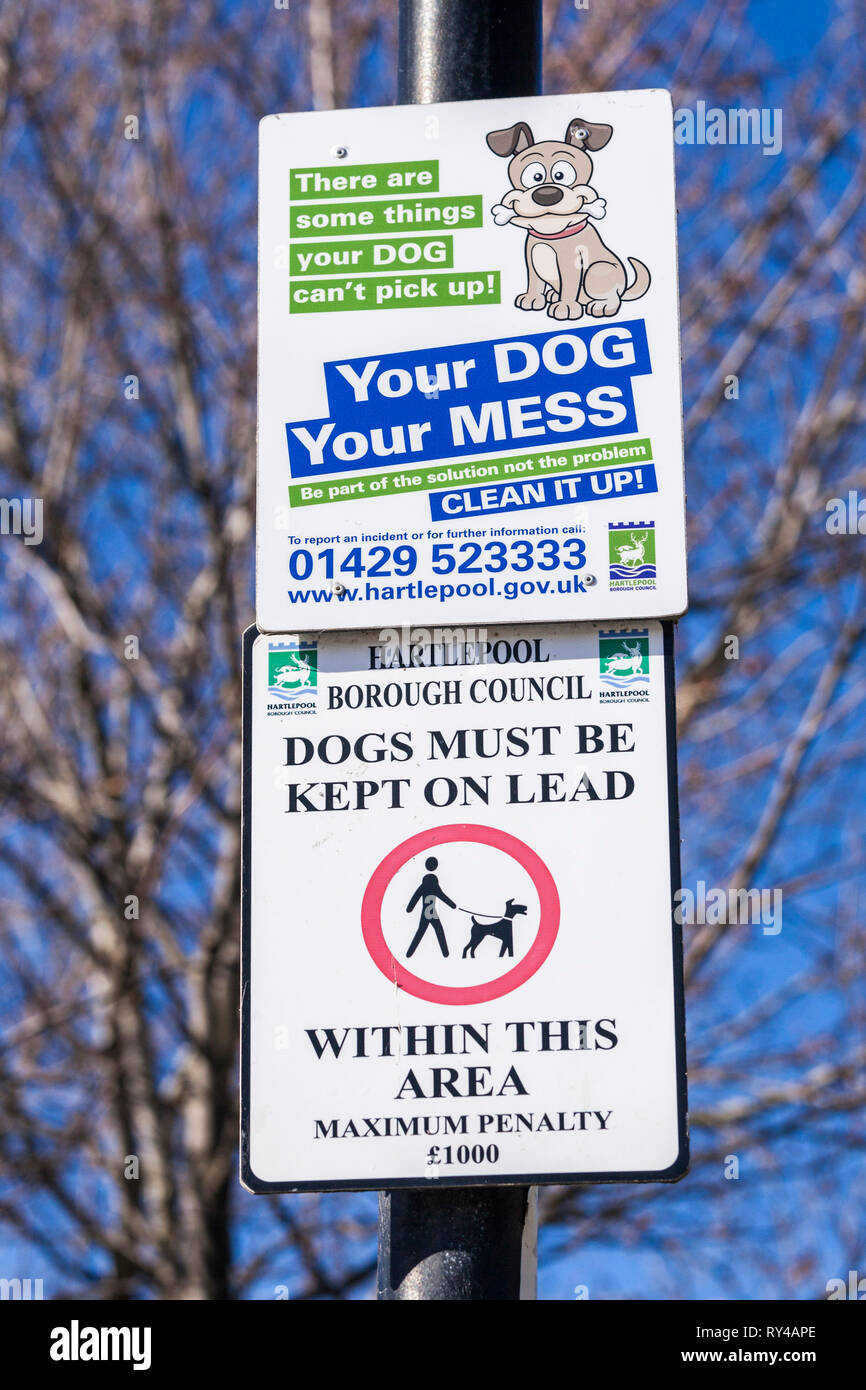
[289,270,499,313]
[290,235,454,277]
[290,160,438,200]
[288,439,654,506]
[290,195,483,238]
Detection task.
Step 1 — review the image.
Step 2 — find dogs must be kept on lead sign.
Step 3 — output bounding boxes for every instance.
[241,621,688,1191]
[257,90,687,632]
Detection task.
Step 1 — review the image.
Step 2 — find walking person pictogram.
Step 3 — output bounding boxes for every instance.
[406,857,455,957]
[363,824,559,1005]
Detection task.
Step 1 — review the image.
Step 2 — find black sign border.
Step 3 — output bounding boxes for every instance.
[240,620,688,1193]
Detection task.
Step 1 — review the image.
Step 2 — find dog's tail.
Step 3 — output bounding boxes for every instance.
[622,257,651,301]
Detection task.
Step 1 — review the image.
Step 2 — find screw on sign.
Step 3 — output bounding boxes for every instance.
[361,824,560,1006]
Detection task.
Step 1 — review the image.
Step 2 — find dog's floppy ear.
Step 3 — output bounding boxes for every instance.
[565,118,613,151]
[486,122,534,157]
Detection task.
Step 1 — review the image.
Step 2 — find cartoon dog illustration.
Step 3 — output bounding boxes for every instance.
[462,899,528,959]
[486,117,650,320]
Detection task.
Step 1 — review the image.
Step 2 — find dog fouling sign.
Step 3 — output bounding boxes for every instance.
[257,89,687,631]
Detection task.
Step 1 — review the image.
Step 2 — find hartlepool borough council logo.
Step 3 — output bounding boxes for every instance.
[598,629,650,702]
[267,641,317,715]
[609,521,656,592]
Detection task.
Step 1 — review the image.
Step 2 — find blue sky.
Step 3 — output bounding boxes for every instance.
[748,0,827,60]
[0,0,861,1302]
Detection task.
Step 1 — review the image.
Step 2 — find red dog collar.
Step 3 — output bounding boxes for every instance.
[528,220,588,240]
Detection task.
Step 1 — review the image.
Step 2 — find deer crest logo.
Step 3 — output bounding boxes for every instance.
[267,645,318,705]
[608,521,657,589]
[272,653,312,690]
[598,631,650,690]
[602,640,645,676]
[615,531,648,568]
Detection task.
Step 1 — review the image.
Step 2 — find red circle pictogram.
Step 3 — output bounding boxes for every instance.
[361,823,560,1005]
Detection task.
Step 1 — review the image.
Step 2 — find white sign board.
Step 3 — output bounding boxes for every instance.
[257,89,687,632]
[241,621,687,1191]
